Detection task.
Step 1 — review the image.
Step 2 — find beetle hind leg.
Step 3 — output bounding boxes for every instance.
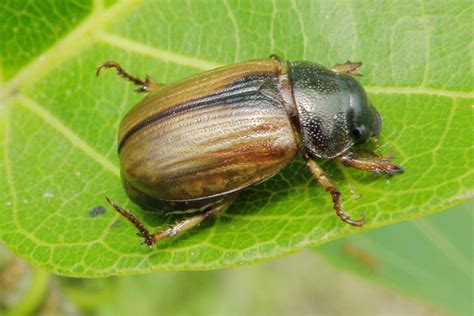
[96,61,163,93]
[106,197,156,247]
[150,195,237,245]
[107,195,236,248]
[305,157,366,227]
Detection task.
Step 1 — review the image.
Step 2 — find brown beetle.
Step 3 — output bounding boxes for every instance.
[97,56,403,247]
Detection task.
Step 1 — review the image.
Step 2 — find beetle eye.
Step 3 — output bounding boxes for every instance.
[352,125,367,144]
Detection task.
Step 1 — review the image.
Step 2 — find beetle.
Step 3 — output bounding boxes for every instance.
[97,56,403,248]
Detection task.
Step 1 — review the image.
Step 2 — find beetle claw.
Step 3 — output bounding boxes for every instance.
[327,187,366,227]
[340,212,366,227]
[383,164,405,176]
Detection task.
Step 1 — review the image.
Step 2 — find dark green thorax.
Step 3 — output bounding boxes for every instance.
[288,61,382,158]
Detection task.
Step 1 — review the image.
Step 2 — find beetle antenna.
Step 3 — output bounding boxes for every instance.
[106,197,156,247]
[96,61,146,87]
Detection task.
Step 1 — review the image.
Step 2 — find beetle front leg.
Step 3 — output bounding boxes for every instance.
[305,157,365,227]
[96,61,163,93]
[337,151,404,176]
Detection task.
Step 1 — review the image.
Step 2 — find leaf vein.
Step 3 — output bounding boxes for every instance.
[97,31,223,71]
[0,0,141,101]
[223,0,241,62]
[97,33,472,99]
[16,95,119,177]
[291,0,308,59]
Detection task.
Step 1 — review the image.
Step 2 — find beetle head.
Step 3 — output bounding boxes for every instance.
[288,61,382,159]
[346,83,382,145]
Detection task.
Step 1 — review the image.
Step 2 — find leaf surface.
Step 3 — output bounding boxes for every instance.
[0,0,472,276]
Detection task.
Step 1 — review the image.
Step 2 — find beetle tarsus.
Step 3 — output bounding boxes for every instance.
[97,61,145,85]
[337,151,404,175]
[97,61,162,93]
[106,197,156,247]
[325,178,366,226]
[328,187,366,226]
[331,61,363,77]
[306,158,365,227]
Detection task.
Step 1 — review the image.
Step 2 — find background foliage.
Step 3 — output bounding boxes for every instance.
[318,200,473,316]
[0,0,472,284]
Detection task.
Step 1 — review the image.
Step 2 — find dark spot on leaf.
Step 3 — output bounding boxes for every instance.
[89,205,106,217]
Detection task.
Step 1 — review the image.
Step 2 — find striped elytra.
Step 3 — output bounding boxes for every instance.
[98,57,404,247]
[119,59,298,208]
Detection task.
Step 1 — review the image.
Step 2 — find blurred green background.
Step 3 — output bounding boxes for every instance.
[1,201,471,315]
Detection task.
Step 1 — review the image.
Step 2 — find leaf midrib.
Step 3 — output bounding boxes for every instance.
[0,0,141,102]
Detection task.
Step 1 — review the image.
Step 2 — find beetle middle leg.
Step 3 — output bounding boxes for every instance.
[305,156,365,226]
[331,61,363,77]
[269,54,288,75]
[96,61,163,93]
[107,195,236,248]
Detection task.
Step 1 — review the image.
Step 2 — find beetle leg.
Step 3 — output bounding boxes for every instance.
[305,157,366,227]
[331,61,363,77]
[269,54,284,63]
[269,54,288,75]
[106,197,156,247]
[135,76,163,93]
[107,195,236,248]
[337,151,404,176]
[149,195,237,246]
[96,61,163,93]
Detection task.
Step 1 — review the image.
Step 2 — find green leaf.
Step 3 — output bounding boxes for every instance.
[0,1,472,277]
[316,201,473,316]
